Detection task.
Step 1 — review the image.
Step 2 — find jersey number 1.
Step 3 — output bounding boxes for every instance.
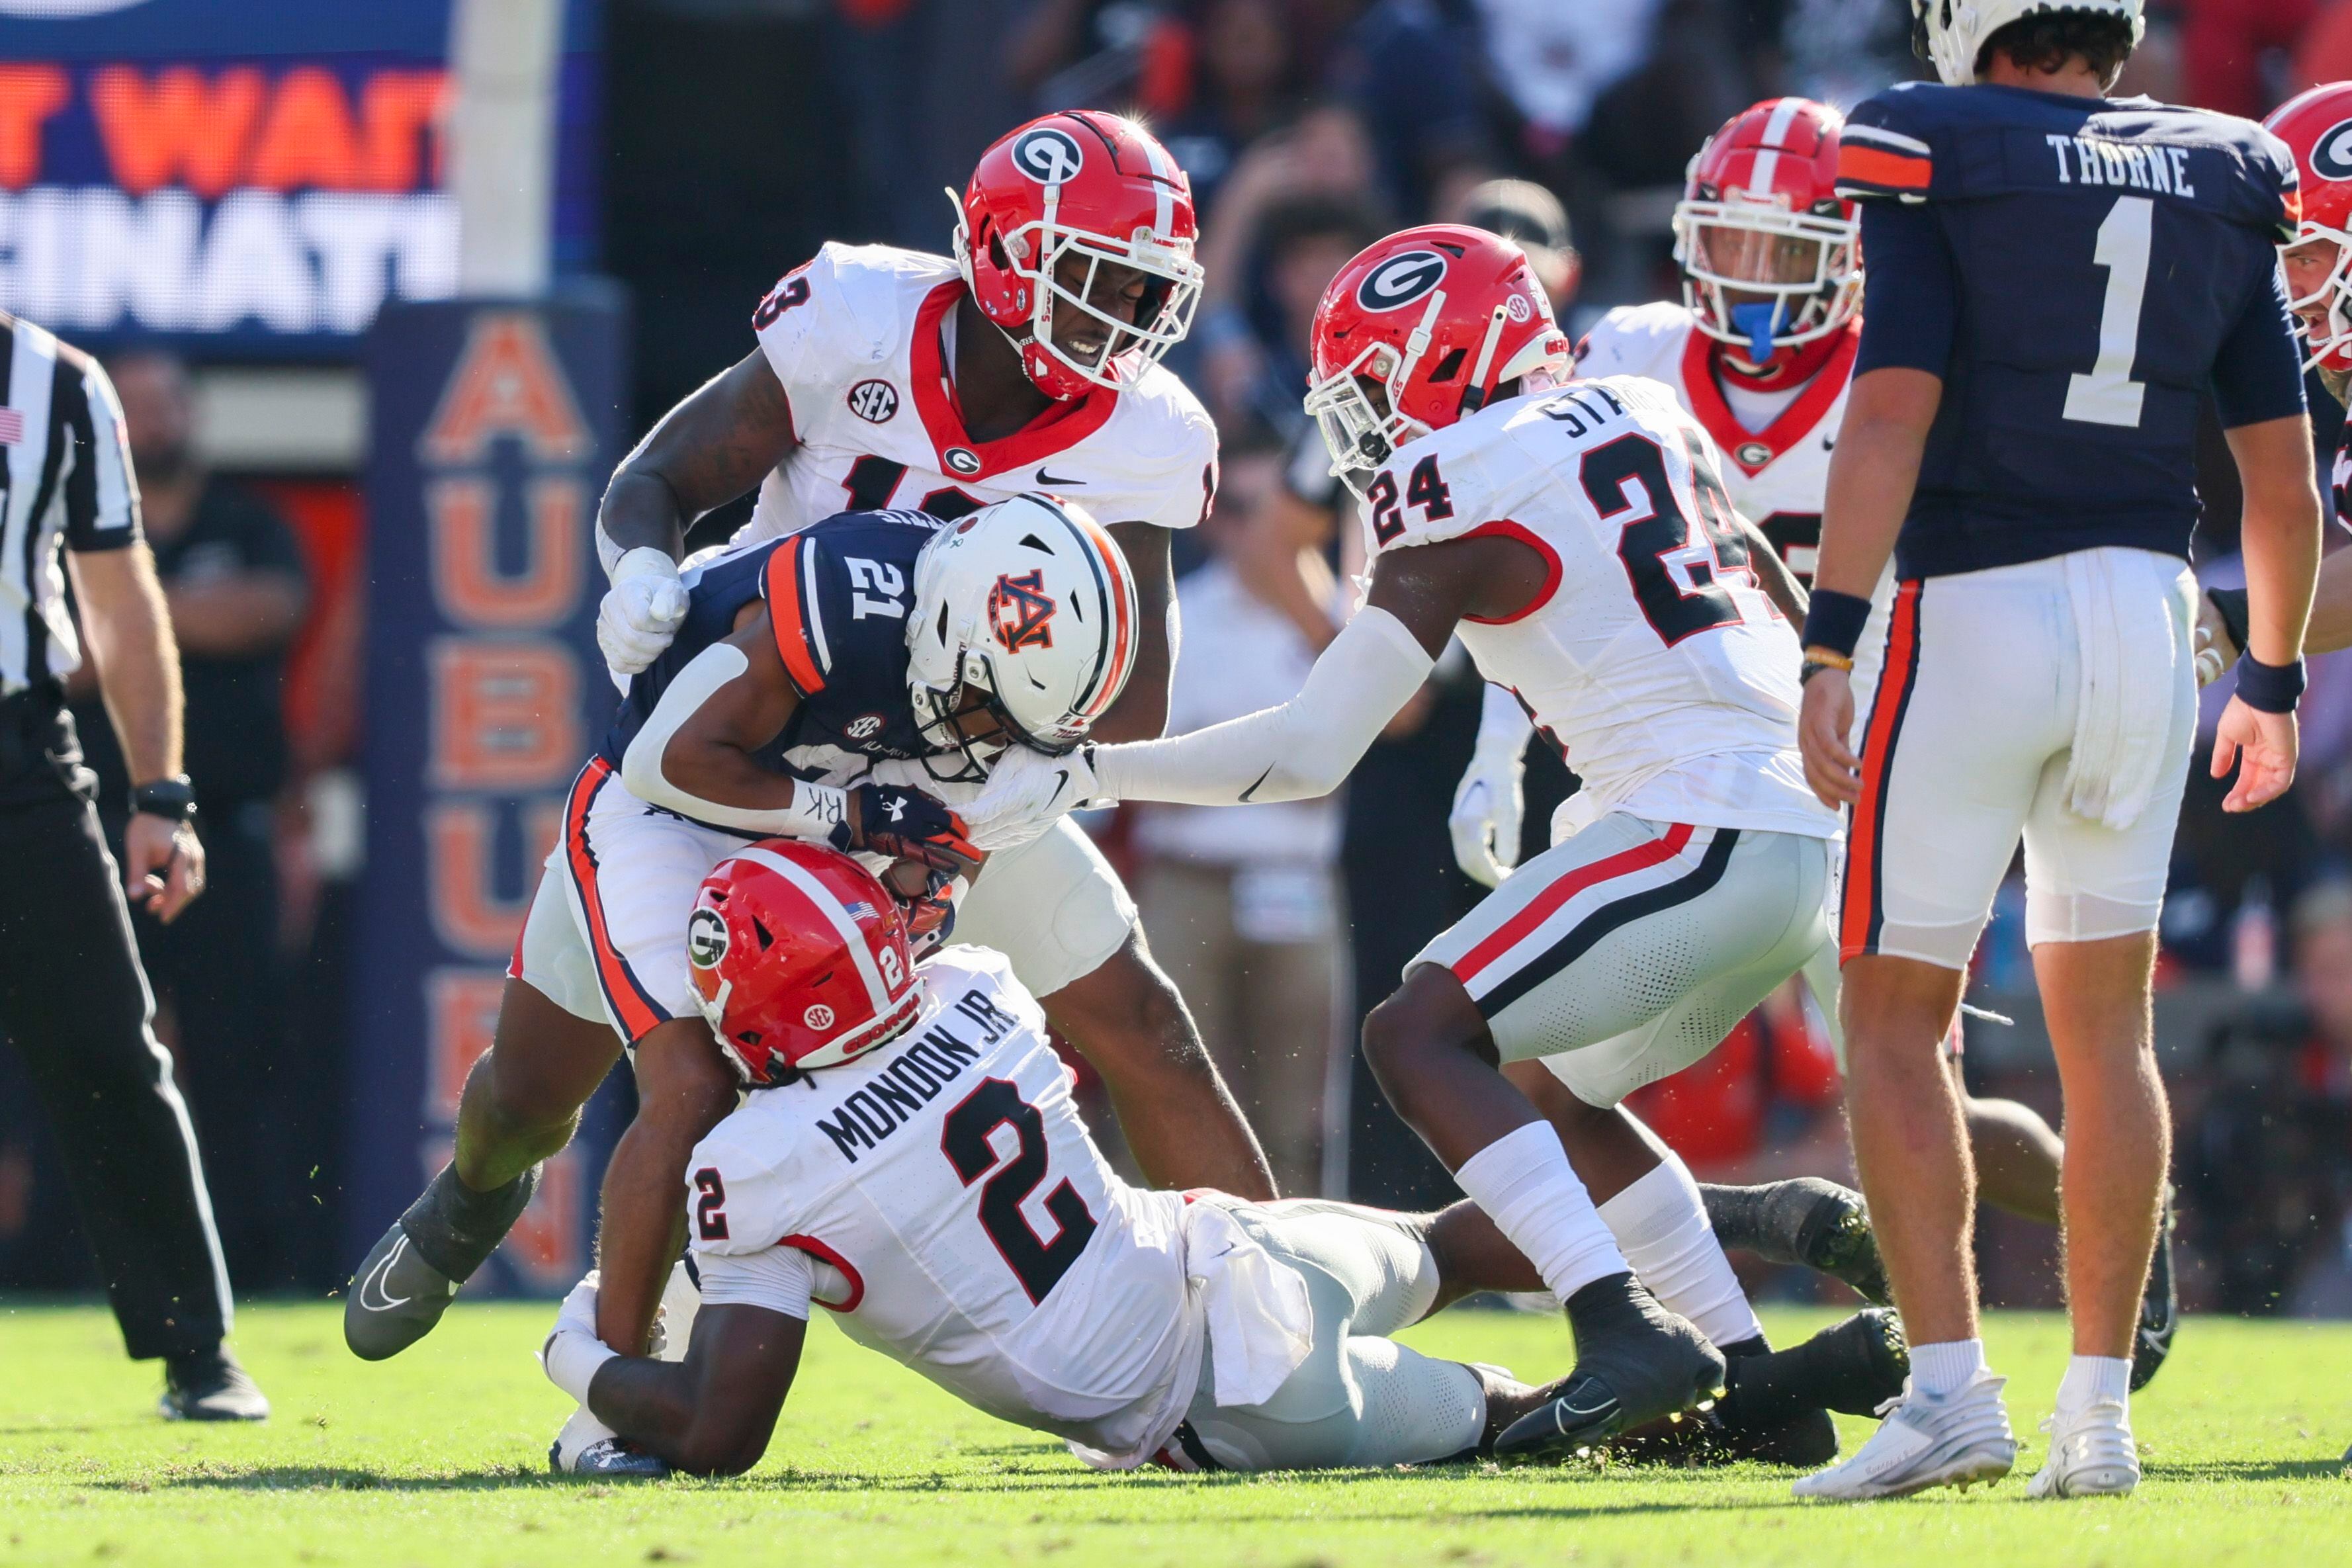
[941,1078,1098,1305]
[2064,195,2153,429]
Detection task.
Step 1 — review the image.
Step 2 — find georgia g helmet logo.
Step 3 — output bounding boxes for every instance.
[1356,249,1448,312]
[988,570,1058,653]
[1011,127,1086,185]
[2316,117,2352,181]
[687,907,729,970]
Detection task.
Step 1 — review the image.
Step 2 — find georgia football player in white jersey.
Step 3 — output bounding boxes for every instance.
[541,842,1906,1478]
[1446,101,2174,1391]
[958,224,1873,1459]
[500,112,1272,1354]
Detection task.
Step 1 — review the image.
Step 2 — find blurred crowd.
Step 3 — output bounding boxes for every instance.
[13,0,2352,1317]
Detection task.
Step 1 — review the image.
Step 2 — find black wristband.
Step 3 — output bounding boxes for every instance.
[2235,653,2306,714]
[130,776,197,822]
[2206,586,2250,657]
[1800,589,1874,659]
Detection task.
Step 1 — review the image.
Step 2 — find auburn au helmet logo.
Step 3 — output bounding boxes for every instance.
[988,570,1057,653]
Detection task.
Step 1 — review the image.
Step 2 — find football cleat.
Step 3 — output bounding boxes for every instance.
[2131,1188,2177,1392]
[549,1405,670,1479]
[2026,1400,2138,1499]
[1792,1373,2016,1501]
[159,1347,270,1422]
[1700,1177,1890,1306]
[343,1224,459,1362]
[1493,1272,1725,1464]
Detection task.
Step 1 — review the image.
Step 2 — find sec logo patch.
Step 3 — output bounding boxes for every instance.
[804,1004,836,1029]
[847,379,898,423]
[846,713,885,740]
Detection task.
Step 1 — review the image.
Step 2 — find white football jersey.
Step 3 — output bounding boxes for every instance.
[684,945,1201,1466]
[1358,376,1839,841]
[1573,302,1856,580]
[738,242,1218,544]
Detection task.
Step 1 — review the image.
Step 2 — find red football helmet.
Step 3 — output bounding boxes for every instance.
[953,110,1203,402]
[2265,83,2352,371]
[1672,99,1860,365]
[687,840,924,1085]
[1303,224,1571,499]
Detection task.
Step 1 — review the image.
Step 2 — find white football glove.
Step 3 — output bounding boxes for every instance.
[597,548,690,685]
[539,1270,615,1403]
[961,742,1102,851]
[1450,690,1532,889]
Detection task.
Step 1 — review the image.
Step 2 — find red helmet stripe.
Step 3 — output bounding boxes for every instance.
[734,845,897,1016]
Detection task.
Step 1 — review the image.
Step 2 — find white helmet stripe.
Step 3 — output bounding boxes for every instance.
[1748,100,1801,199]
[732,846,894,1016]
[1135,120,1175,237]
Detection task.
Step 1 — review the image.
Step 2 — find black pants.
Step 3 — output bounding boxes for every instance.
[0,701,229,1360]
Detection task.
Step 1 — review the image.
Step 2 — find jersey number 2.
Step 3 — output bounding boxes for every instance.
[2064,195,2153,429]
[1582,432,1752,645]
[941,1077,1098,1305]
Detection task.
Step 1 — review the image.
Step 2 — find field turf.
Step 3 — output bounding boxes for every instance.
[0,1301,2345,1567]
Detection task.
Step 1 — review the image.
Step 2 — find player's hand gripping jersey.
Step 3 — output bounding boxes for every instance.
[1573,302,1855,581]
[1366,376,1838,843]
[682,946,1220,1468]
[742,243,1218,541]
[1837,82,2306,578]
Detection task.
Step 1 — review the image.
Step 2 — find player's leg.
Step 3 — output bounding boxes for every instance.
[2013,605,2195,1496]
[1363,818,1829,1456]
[1798,572,2064,1500]
[959,820,1275,1199]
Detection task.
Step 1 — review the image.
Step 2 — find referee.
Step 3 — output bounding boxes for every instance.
[0,310,267,1420]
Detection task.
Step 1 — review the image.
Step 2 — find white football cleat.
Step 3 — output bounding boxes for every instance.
[2026,1400,2138,1499]
[548,1404,670,1479]
[1792,1373,2016,1501]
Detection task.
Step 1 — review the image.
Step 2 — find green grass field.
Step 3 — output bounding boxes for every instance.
[0,1303,2346,1568]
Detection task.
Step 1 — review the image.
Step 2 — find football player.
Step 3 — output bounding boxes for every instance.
[541,842,1908,1479]
[2201,81,2352,675]
[963,225,1870,1461]
[346,495,1137,1362]
[1794,0,2316,1501]
[1453,97,2174,1393]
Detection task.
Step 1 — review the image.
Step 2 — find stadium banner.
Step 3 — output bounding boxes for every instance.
[0,0,601,356]
[353,286,630,1294]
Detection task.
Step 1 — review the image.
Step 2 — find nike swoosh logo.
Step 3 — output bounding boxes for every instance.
[1239,763,1276,803]
[357,1236,412,1313]
[1558,1393,1619,1420]
[1036,469,1085,486]
[1052,768,1070,803]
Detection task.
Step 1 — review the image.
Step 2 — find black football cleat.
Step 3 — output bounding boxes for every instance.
[1700,1177,1890,1305]
[159,1346,270,1422]
[344,1223,460,1362]
[1493,1273,1725,1464]
[2131,1185,2178,1392]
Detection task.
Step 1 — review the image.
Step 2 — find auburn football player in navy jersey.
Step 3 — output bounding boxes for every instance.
[1794,1,2320,1502]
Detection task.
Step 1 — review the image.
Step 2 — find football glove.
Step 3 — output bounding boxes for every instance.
[597,548,690,683]
[2197,586,2248,688]
[1450,696,1531,889]
[963,742,1100,846]
[836,783,984,881]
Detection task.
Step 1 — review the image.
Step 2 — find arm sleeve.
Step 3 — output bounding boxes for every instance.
[1852,202,1960,379]
[618,642,853,838]
[1091,605,1434,805]
[62,362,141,554]
[2210,260,2309,429]
[692,1246,816,1321]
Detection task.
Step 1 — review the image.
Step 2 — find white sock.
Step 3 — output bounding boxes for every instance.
[1453,1121,1630,1303]
[1910,1338,1987,1399]
[2055,1356,2131,1414]
[1595,1152,1763,1349]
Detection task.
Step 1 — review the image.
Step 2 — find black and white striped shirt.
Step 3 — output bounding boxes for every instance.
[0,313,140,697]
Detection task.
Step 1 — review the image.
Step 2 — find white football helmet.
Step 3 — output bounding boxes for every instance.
[905,493,1138,769]
[1911,0,2144,87]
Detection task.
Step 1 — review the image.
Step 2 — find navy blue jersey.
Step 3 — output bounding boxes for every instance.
[599,509,939,775]
[1839,83,2305,578]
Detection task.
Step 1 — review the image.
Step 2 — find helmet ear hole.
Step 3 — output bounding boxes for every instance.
[750,918,774,951]
[1428,347,1467,384]
[988,228,1011,272]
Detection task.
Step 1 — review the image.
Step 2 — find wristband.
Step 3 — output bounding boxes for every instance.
[131,775,197,822]
[1800,589,1873,660]
[2234,653,2306,714]
[2206,586,2250,657]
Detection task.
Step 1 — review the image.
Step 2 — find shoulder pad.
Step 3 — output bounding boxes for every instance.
[1837,87,1940,204]
[685,1113,799,1258]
